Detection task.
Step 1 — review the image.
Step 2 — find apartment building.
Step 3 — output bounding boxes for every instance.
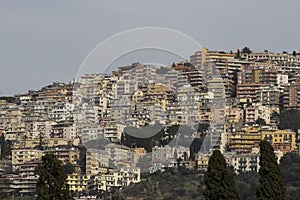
[44,146,80,165]
[104,143,132,168]
[257,85,282,107]
[228,125,261,153]
[87,168,140,192]
[237,83,262,103]
[197,153,210,172]
[5,174,39,197]
[261,129,296,153]
[0,101,26,141]
[86,149,110,175]
[227,153,259,174]
[11,149,44,171]
[283,81,300,110]
[67,174,91,193]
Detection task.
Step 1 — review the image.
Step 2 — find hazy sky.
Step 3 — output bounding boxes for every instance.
[1,0,300,95]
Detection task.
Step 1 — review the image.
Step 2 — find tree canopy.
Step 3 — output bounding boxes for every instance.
[63,162,75,174]
[256,117,266,126]
[241,47,252,54]
[257,140,289,200]
[278,109,300,132]
[0,134,11,159]
[204,150,240,200]
[35,154,73,200]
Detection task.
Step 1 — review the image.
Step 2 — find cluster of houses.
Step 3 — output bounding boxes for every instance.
[1,48,300,198]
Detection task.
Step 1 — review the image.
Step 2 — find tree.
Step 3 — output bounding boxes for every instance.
[257,140,289,200]
[255,117,266,126]
[63,162,75,174]
[79,145,87,174]
[235,49,241,59]
[35,154,73,200]
[292,51,297,56]
[231,69,239,97]
[280,153,300,199]
[204,150,240,200]
[120,167,203,199]
[196,123,209,134]
[0,96,16,103]
[271,111,280,125]
[235,172,259,200]
[278,109,300,133]
[241,47,252,54]
[0,134,11,159]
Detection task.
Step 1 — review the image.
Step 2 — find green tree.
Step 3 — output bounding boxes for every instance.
[0,134,12,159]
[196,123,209,134]
[204,150,240,200]
[235,172,259,200]
[79,145,87,174]
[256,117,266,126]
[35,154,73,200]
[235,49,241,59]
[278,109,300,133]
[280,153,300,200]
[292,51,297,56]
[0,96,16,103]
[257,140,289,200]
[241,47,252,54]
[63,162,75,174]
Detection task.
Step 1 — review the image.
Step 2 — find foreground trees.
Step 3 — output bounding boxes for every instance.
[257,140,289,200]
[35,154,73,200]
[204,150,240,200]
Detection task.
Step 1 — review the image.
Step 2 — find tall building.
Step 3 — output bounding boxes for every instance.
[283,81,300,110]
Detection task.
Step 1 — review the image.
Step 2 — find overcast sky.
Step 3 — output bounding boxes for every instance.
[1,0,300,95]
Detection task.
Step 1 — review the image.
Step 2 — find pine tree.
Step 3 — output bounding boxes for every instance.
[35,154,73,200]
[257,140,290,200]
[204,150,240,200]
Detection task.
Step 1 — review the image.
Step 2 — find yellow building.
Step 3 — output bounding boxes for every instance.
[67,174,90,192]
[12,149,44,171]
[197,153,210,171]
[43,138,69,147]
[44,146,80,165]
[13,137,69,149]
[228,125,261,153]
[261,129,296,152]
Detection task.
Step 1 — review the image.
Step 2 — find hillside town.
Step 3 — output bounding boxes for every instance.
[1,48,300,199]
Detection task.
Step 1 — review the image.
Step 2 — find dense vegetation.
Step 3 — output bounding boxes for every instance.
[120,145,300,200]
[235,172,259,200]
[121,167,205,200]
[35,154,73,200]
[281,153,300,200]
[0,96,16,103]
[278,109,300,133]
[121,124,199,152]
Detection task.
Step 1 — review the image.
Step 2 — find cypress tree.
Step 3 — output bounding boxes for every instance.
[204,150,240,200]
[257,140,290,200]
[35,154,73,200]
